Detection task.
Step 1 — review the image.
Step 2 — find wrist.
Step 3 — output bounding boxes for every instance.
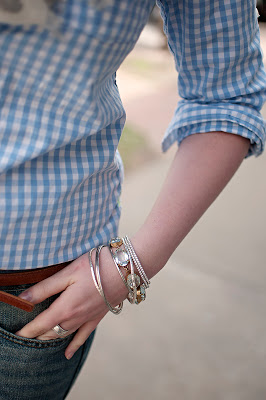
[129,232,166,281]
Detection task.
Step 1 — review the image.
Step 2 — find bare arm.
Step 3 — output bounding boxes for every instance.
[100,130,251,305]
[16,130,250,360]
[130,131,250,278]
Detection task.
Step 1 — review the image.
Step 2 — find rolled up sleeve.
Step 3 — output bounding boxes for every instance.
[157,0,266,158]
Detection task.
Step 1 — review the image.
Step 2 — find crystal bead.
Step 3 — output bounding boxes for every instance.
[114,249,129,267]
[110,237,123,248]
[127,292,134,303]
[136,284,146,304]
[140,284,146,297]
[127,273,140,289]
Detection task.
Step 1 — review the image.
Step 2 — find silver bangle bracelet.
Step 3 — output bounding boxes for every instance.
[88,246,123,315]
[123,236,150,289]
[88,247,101,296]
[127,249,137,304]
[95,245,123,315]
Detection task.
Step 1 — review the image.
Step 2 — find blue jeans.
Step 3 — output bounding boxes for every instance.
[0,279,95,400]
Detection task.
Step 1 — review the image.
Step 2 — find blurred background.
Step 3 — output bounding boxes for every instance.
[69,5,266,400]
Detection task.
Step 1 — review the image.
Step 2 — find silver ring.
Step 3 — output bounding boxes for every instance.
[52,324,69,336]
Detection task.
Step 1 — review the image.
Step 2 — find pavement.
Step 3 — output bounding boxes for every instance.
[68,23,266,400]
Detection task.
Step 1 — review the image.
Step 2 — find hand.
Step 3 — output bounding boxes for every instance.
[15,247,128,360]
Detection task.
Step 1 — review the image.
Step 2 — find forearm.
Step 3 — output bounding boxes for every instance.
[15,131,251,356]
[131,131,250,278]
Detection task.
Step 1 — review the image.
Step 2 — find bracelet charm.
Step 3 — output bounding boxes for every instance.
[136,284,146,304]
[110,237,123,248]
[114,249,130,268]
[126,272,140,289]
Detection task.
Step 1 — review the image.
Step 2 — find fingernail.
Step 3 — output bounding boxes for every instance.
[66,352,74,360]
[19,291,32,302]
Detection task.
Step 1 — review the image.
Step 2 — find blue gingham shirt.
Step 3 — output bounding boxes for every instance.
[0,0,265,270]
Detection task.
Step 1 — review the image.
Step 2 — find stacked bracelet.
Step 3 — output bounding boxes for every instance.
[88,246,123,315]
[108,238,137,304]
[109,236,150,305]
[88,236,150,315]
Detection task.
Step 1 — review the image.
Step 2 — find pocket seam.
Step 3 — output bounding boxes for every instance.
[0,327,73,348]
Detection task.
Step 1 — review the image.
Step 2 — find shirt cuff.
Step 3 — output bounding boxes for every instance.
[161,101,266,159]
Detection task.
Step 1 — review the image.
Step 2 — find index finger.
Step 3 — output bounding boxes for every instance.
[18,263,75,304]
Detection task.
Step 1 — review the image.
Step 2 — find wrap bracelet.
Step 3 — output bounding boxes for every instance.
[109,237,138,304]
[109,237,149,305]
[108,244,136,303]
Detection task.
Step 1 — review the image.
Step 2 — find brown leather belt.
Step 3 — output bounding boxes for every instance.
[0,261,72,313]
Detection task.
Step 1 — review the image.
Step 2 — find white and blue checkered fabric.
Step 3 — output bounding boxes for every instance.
[158,0,266,155]
[0,0,265,269]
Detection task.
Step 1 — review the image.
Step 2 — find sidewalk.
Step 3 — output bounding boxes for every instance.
[69,24,266,400]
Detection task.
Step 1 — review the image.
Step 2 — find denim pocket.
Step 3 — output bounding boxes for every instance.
[0,281,94,399]
[0,282,73,346]
[0,325,74,348]
[0,328,94,400]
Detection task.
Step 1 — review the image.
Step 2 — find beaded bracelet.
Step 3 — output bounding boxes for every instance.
[108,244,135,303]
[109,237,149,305]
[109,237,138,304]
